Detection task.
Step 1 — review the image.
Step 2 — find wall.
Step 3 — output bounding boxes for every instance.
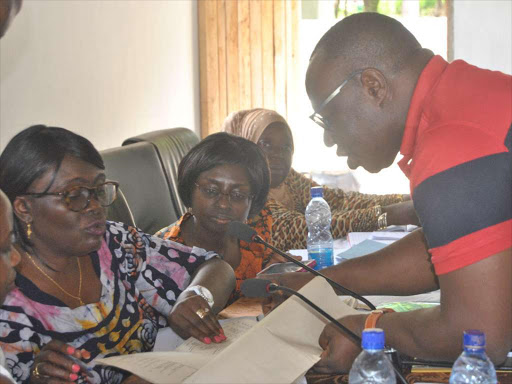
[453,0,511,75]
[0,0,199,151]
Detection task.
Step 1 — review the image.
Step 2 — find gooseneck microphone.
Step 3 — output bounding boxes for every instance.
[227,221,376,310]
[242,278,361,344]
[241,278,408,384]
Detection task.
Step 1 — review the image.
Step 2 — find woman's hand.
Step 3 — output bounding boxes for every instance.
[29,340,91,383]
[0,375,13,384]
[168,292,227,344]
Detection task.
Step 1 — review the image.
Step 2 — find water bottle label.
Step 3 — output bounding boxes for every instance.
[308,248,334,270]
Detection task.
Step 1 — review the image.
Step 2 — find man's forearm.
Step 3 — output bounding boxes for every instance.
[343,306,461,362]
[323,229,438,295]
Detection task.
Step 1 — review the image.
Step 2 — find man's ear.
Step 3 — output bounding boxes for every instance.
[12,196,32,224]
[360,68,388,107]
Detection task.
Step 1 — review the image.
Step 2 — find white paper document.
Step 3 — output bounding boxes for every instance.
[348,231,410,246]
[97,277,358,384]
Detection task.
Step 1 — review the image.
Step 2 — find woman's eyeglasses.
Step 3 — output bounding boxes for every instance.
[194,183,253,205]
[22,181,119,212]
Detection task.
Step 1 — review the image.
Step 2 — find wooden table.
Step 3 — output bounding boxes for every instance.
[218,297,264,319]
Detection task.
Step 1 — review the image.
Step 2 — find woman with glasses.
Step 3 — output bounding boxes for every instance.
[156,132,292,299]
[222,108,419,251]
[0,125,235,384]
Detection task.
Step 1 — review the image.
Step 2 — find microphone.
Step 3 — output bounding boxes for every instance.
[227,221,376,310]
[241,278,361,343]
[241,278,408,384]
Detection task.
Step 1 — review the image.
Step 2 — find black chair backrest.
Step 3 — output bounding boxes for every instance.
[105,188,136,228]
[101,142,178,234]
[123,128,200,218]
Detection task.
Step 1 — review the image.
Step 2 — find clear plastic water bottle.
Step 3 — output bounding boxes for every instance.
[305,186,333,270]
[449,330,497,384]
[349,328,396,384]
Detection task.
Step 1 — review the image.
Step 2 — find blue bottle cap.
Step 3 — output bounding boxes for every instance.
[463,329,486,349]
[311,186,323,198]
[362,328,385,350]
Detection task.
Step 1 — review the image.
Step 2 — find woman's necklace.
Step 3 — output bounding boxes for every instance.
[25,251,84,306]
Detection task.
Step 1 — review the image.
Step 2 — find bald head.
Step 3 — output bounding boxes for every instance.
[305,13,434,173]
[311,12,422,75]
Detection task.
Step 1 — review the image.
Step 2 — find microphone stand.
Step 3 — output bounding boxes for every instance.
[269,283,408,384]
[253,235,376,310]
[269,284,361,344]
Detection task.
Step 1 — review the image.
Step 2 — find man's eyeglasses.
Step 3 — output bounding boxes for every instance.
[22,181,119,212]
[309,70,363,130]
[194,183,253,205]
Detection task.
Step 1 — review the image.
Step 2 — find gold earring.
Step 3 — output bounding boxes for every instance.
[26,222,32,240]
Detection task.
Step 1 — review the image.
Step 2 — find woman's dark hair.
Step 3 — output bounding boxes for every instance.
[178,132,270,216]
[0,125,104,246]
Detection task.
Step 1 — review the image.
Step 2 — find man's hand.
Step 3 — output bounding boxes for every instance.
[315,316,362,374]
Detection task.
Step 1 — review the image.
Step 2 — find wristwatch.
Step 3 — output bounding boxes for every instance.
[364,308,394,329]
[184,285,214,308]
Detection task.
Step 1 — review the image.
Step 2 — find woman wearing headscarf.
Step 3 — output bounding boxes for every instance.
[222,108,419,251]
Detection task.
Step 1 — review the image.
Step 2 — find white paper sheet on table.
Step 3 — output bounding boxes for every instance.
[347,231,410,246]
[289,238,351,261]
[97,277,359,384]
[336,239,388,261]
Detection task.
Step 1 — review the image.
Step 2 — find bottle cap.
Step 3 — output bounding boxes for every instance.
[311,186,323,198]
[361,328,385,350]
[463,329,486,350]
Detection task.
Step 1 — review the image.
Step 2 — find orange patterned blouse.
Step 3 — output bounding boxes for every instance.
[155,212,274,300]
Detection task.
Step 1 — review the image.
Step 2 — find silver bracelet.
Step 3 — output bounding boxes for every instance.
[183,285,214,308]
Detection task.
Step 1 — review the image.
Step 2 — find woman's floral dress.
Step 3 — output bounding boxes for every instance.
[0,221,217,384]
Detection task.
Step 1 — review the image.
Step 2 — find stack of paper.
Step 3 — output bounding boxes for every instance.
[97,277,359,384]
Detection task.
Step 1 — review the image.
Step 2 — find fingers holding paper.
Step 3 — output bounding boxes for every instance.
[168,293,226,344]
[29,340,91,383]
[315,318,361,374]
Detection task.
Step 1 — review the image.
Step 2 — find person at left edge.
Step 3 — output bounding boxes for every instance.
[0,190,21,384]
[0,125,235,384]
[0,1,23,383]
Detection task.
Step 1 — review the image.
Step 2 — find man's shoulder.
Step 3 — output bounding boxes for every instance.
[424,60,511,133]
